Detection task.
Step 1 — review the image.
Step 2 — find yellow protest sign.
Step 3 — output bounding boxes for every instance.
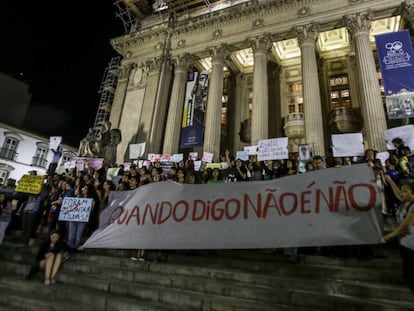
[15,175,44,194]
[205,163,222,169]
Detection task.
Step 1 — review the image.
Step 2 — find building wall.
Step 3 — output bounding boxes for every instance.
[0,122,77,183]
[109,0,409,162]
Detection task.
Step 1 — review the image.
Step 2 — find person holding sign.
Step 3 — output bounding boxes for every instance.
[65,184,95,260]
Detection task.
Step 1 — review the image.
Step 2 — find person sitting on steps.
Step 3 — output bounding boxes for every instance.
[26,230,67,285]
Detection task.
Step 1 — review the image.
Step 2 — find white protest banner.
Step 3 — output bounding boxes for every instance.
[194,160,202,171]
[189,152,198,160]
[171,154,184,163]
[220,162,229,169]
[76,158,86,171]
[236,151,249,161]
[202,152,214,163]
[376,152,390,166]
[385,125,414,150]
[98,191,132,229]
[244,145,258,155]
[84,164,382,250]
[106,167,120,181]
[49,136,62,150]
[58,197,93,222]
[332,133,364,157]
[257,137,289,161]
[160,154,172,162]
[129,142,146,159]
[148,153,161,162]
[88,158,104,170]
[64,159,76,169]
[122,162,131,171]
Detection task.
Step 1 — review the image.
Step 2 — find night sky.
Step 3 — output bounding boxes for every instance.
[0,1,125,148]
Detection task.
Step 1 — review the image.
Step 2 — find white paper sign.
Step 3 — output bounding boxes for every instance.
[58,197,93,222]
[236,151,249,161]
[244,145,258,155]
[129,142,146,159]
[384,125,414,151]
[202,152,214,163]
[376,152,390,166]
[49,136,62,150]
[332,133,365,157]
[171,154,184,163]
[257,138,289,161]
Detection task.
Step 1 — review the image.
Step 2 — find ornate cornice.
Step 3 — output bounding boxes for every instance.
[112,0,317,53]
[173,0,317,37]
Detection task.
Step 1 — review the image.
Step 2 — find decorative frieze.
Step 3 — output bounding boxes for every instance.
[213,29,223,38]
[298,6,311,17]
[176,39,186,48]
[252,18,264,29]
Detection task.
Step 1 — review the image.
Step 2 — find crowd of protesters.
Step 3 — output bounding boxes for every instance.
[0,137,413,291]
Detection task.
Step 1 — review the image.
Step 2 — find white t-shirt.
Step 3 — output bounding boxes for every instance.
[400,205,414,251]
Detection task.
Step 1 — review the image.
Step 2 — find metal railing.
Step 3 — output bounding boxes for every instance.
[31,156,48,168]
[0,148,18,161]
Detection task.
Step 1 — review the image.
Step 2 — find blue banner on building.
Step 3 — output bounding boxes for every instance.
[180,71,209,148]
[375,30,414,119]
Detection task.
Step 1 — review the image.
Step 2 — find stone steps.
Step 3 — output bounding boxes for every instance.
[1,234,413,311]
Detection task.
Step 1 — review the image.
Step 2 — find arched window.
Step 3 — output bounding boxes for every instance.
[1,132,23,161]
[32,142,49,168]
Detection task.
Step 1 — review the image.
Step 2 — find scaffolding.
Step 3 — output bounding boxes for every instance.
[113,0,140,33]
[93,56,122,134]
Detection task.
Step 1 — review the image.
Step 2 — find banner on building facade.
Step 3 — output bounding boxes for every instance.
[83,164,383,250]
[375,30,414,119]
[180,71,209,148]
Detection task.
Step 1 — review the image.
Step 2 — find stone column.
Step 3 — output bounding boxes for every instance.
[163,54,193,154]
[203,44,229,155]
[345,12,387,151]
[109,63,133,128]
[148,55,173,153]
[295,23,325,157]
[268,61,281,138]
[403,0,414,32]
[139,59,164,153]
[231,73,244,152]
[249,35,272,145]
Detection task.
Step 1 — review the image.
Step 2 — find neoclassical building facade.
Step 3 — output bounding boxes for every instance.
[108,0,414,162]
